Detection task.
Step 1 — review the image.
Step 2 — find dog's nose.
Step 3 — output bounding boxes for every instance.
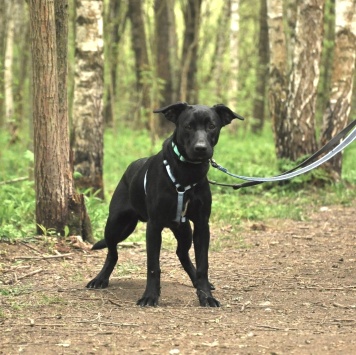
[194,142,208,152]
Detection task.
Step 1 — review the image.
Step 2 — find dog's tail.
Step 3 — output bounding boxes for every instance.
[91,239,107,250]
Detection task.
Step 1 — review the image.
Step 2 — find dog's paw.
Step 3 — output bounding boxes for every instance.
[136,294,159,307]
[197,289,221,307]
[86,278,109,289]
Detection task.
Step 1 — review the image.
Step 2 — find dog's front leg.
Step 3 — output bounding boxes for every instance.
[137,221,162,307]
[193,222,220,307]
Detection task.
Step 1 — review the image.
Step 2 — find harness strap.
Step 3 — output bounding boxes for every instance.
[210,119,356,189]
[144,170,148,195]
[163,160,196,223]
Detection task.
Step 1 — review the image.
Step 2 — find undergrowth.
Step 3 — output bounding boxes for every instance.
[0,124,355,240]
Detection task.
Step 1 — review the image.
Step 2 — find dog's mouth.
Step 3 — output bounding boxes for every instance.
[186,148,213,163]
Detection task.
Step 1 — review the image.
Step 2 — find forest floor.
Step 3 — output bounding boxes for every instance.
[0,204,355,354]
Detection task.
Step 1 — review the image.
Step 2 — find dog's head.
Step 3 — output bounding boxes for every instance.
[154,102,244,162]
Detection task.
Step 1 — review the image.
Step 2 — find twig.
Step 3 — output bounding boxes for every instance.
[77,320,139,327]
[255,324,291,331]
[14,253,72,260]
[108,299,122,307]
[6,268,43,284]
[333,302,355,309]
[20,242,44,255]
[17,268,43,281]
[0,177,29,185]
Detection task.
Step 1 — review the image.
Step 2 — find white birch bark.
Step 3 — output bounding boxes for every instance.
[284,0,325,160]
[320,0,356,179]
[72,0,104,198]
[266,0,288,157]
[229,0,239,110]
[4,0,16,122]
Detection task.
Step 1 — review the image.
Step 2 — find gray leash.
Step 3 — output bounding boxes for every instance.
[210,120,356,189]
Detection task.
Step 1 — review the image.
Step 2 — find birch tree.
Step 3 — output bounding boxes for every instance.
[266,0,288,157]
[267,0,325,161]
[320,0,356,180]
[229,0,240,111]
[0,0,4,127]
[72,0,104,199]
[4,0,17,135]
[282,0,325,161]
[252,0,269,133]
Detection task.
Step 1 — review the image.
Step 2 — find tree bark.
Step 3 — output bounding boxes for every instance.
[280,0,325,161]
[154,0,176,135]
[180,0,202,103]
[0,0,5,127]
[128,0,151,120]
[29,0,71,234]
[4,0,16,140]
[251,0,269,133]
[29,0,93,240]
[208,1,230,102]
[320,0,356,181]
[14,1,30,128]
[104,0,126,127]
[266,0,288,156]
[72,0,104,199]
[229,0,240,111]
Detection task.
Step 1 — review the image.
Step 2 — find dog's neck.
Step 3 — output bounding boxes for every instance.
[171,140,203,165]
[163,137,210,187]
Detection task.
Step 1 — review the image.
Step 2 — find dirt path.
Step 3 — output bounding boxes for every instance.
[1,205,355,354]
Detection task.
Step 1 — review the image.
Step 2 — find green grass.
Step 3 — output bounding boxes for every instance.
[0,124,355,240]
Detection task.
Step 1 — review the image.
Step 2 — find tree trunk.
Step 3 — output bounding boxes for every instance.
[29,0,93,240]
[4,0,17,141]
[251,0,269,133]
[266,0,288,156]
[128,0,151,121]
[209,1,230,102]
[320,0,356,181]
[180,0,202,103]
[154,0,176,135]
[14,1,30,128]
[72,0,104,199]
[280,0,325,161]
[0,0,5,127]
[229,0,240,111]
[104,0,126,127]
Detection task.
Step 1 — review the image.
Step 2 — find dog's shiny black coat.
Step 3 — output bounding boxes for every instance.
[86,102,243,307]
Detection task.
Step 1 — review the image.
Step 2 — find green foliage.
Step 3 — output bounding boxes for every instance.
[0,125,355,242]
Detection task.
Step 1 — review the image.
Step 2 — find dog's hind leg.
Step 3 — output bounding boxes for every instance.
[86,211,138,289]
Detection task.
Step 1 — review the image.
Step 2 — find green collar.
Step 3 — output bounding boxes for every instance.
[171,141,204,164]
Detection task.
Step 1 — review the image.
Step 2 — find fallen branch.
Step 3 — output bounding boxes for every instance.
[0,177,29,185]
[77,320,139,327]
[14,253,72,260]
[17,268,43,281]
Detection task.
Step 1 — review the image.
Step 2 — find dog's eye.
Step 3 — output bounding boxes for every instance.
[185,124,192,130]
[208,123,216,130]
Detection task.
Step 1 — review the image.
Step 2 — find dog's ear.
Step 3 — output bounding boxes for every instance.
[212,104,244,126]
[153,102,189,123]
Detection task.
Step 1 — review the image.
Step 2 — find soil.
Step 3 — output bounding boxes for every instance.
[0,204,355,355]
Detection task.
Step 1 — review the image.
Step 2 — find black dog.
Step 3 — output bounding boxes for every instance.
[87,102,244,307]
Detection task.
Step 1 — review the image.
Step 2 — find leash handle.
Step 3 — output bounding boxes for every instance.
[210,119,356,189]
